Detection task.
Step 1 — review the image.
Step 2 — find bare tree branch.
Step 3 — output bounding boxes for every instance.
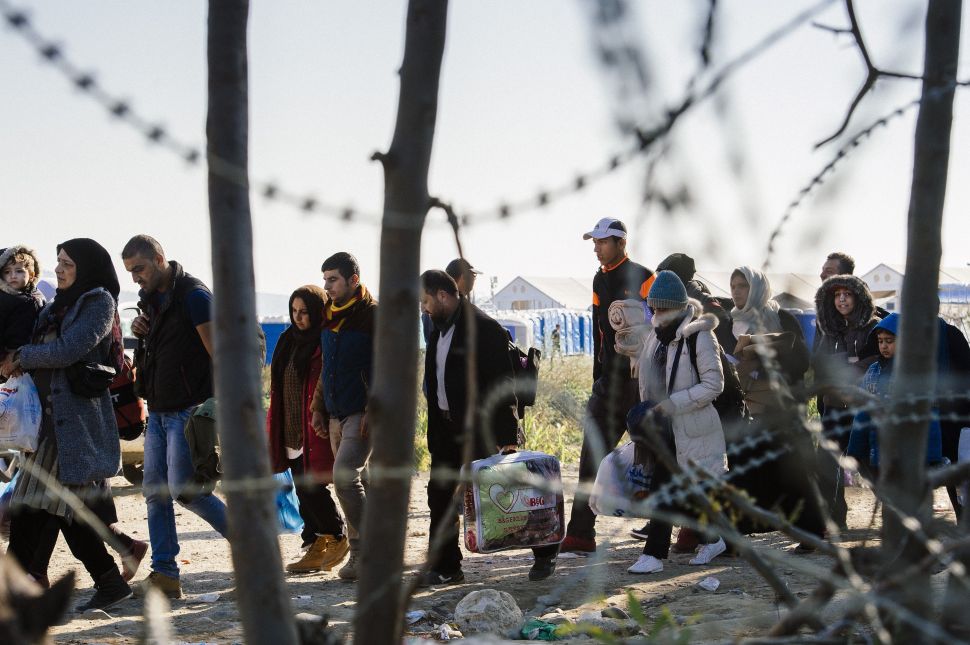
[816,0,927,147]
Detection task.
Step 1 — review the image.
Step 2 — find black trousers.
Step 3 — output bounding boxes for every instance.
[568,376,640,540]
[288,457,344,539]
[426,416,558,574]
[730,422,826,538]
[641,456,675,558]
[817,410,851,527]
[9,506,116,583]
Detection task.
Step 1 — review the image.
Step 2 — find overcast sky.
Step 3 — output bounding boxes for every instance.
[2,1,968,306]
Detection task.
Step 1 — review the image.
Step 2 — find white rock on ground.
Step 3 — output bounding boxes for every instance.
[454,589,524,635]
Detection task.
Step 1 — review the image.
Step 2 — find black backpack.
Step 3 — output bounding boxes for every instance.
[685,333,749,435]
[509,341,541,417]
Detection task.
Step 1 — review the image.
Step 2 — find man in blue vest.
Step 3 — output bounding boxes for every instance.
[310,252,378,580]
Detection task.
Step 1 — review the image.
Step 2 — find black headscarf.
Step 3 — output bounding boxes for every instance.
[54,238,121,312]
[271,285,328,383]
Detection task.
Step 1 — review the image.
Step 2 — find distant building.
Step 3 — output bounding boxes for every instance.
[860,264,970,328]
[492,276,592,311]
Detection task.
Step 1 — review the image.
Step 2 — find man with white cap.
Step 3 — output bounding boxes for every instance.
[561,218,654,553]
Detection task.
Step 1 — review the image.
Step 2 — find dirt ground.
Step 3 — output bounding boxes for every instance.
[17,467,958,644]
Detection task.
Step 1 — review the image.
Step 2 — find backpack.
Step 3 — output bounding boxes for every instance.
[509,341,541,417]
[685,333,749,434]
[183,398,220,499]
[110,353,147,441]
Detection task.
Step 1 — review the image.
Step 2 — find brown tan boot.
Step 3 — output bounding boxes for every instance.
[132,571,183,599]
[318,535,350,571]
[286,535,349,573]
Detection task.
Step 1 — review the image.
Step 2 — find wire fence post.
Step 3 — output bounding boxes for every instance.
[882,0,962,639]
[354,1,449,642]
[206,2,298,643]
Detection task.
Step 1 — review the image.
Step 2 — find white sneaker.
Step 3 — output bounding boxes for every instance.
[689,537,726,565]
[627,554,663,574]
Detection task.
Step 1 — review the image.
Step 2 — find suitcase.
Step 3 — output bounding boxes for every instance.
[462,450,565,553]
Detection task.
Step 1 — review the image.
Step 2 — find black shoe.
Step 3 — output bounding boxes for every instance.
[417,569,464,588]
[630,523,650,540]
[529,556,557,581]
[76,569,133,612]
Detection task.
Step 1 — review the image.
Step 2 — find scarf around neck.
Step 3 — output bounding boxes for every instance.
[325,284,367,331]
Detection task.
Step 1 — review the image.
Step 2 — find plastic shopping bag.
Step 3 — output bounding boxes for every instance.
[0,469,19,539]
[274,470,304,534]
[0,374,42,453]
[462,451,565,553]
[589,441,654,518]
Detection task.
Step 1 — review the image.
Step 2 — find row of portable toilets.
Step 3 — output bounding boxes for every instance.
[492,309,594,356]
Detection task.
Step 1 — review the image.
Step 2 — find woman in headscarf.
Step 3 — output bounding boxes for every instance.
[728,266,823,545]
[0,239,132,612]
[267,285,346,573]
[729,266,810,413]
[811,274,882,529]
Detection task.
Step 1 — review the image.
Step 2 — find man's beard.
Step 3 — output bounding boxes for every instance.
[430,311,451,330]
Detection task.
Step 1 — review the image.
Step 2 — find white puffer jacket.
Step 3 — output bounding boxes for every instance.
[636,300,727,474]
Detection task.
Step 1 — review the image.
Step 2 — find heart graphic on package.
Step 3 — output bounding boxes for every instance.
[488,484,518,513]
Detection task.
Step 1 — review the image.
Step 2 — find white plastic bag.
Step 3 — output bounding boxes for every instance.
[0,374,42,453]
[589,441,653,518]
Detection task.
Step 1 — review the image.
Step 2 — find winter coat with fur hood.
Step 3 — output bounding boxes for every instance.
[812,275,882,385]
[0,245,45,352]
[636,299,727,474]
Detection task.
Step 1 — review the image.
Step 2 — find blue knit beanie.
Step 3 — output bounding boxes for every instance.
[646,270,688,309]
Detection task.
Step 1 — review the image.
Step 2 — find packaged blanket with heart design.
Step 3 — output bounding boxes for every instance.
[462,451,565,553]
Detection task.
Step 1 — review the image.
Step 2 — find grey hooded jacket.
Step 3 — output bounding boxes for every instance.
[18,288,120,485]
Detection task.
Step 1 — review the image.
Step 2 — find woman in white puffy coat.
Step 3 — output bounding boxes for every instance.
[627,271,728,574]
[637,303,727,473]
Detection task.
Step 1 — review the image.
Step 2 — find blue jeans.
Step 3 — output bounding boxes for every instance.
[145,407,228,579]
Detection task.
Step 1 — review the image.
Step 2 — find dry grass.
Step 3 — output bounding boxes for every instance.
[414,354,592,470]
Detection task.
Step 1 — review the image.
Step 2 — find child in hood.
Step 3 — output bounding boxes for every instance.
[847,313,943,476]
[0,245,45,360]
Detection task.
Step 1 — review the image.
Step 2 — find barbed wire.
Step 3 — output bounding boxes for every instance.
[6,1,970,638]
[2,0,834,231]
[762,72,970,272]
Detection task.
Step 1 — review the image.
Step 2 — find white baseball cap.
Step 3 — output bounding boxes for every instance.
[582,217,628,240]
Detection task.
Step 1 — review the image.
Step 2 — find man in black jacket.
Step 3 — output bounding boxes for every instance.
[419,270,558,584]
[562,218,653,553]
[122,235,226,599]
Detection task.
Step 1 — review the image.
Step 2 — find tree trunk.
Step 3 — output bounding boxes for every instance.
[353,1,449,642]
[206,2,298,643]
[880,0,961,639]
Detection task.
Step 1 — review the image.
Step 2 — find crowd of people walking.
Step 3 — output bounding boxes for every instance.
[0,219,966,612]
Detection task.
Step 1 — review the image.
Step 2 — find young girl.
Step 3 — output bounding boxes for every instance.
[0,246,45,360]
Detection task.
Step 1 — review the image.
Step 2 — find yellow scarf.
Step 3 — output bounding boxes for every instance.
[325,285,367,332]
